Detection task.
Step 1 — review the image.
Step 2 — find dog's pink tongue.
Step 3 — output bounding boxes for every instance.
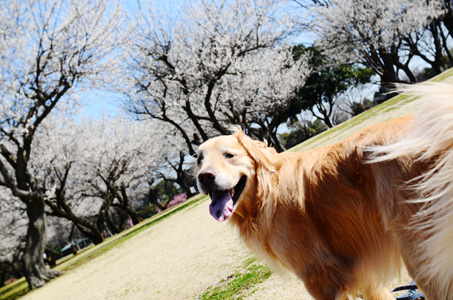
[209,190,233,221]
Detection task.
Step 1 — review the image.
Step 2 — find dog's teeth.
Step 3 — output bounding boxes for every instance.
[231,189,235,198]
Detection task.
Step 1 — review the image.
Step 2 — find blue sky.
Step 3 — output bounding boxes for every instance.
[80,91,124,119]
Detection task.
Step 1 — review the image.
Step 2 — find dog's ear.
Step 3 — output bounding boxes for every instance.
[234,129,278,172]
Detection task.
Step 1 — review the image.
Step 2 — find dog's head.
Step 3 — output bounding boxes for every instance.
[195,129,277,222]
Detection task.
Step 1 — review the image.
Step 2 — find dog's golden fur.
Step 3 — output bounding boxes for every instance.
[195,83,453,299]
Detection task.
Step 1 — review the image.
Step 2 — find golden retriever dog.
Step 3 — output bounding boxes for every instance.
[195,83,453,300]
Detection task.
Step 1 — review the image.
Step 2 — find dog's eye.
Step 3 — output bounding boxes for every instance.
[196,152,203,165]
[225,153,235,159]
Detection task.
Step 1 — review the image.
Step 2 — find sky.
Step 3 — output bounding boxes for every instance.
[80,91,124,119]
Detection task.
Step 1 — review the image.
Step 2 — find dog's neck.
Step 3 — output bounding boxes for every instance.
[229,169,281,254]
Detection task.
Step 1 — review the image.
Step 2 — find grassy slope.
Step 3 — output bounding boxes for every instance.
[2,68,453,300]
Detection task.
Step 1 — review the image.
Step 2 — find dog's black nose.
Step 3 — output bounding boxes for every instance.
[198,169,216,186]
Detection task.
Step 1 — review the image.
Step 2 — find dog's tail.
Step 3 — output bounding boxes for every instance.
[370,82,453,297]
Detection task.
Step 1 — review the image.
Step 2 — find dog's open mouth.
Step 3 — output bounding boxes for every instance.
[208,176,247,221]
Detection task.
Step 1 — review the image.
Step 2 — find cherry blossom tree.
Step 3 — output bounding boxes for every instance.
[30,114,164,244]
[0,0,123,289]
[402,2,453,77]
[121,0,309,153]
[306,0,444,85]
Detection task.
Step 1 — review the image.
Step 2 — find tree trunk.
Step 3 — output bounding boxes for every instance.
[169,151,196,199]
[118,186,143,225]
[430,22,447,74]
[379,53,399,84]
[74,222,104,245]
[122,206,143,225]
[269,131,286,153]
[96,193,114,238]
[442,1,453,38]
[105,210,122,234]
[179,183,195,199]
[148,187,168,211]
[22,198,63,289]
